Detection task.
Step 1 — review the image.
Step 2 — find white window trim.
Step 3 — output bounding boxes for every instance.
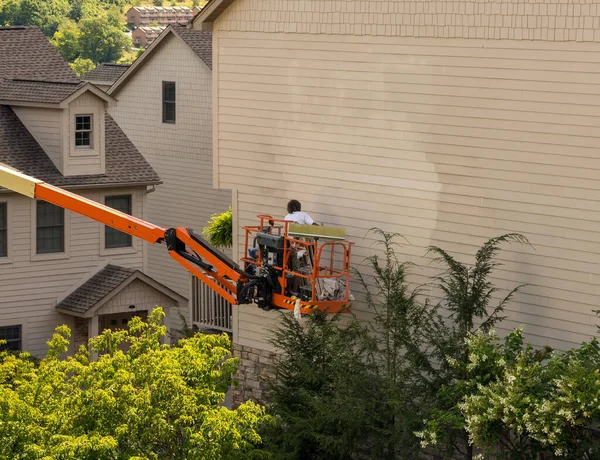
[75,114,94,150]
[100,191,138,256]
[30,199,70,261]
[0,319,28,352]
[0,200,13,265]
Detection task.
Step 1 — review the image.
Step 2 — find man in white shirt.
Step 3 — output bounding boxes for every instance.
[284,199,319,226]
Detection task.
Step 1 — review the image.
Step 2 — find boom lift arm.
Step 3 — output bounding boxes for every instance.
[0,164,353,314]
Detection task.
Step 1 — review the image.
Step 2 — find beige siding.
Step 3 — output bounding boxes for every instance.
[66,93,106,176]
[0,187,146,357]
[215,0,600,42]
[213,25,600,351]
[109,33,231,299]
[12,107,63,172]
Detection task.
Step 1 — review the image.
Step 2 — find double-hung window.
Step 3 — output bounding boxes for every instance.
[0,203,6,257]
[105,195,132,249]
[36,201,64,254]
[75,115,93,148]
[162,81,176,123]
[0,325,21,351]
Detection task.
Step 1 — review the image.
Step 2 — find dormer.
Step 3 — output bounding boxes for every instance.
[0,79,116,176]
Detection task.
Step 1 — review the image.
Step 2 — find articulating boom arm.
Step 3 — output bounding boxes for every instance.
[0,164,249,306]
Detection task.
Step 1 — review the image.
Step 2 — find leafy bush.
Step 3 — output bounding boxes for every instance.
[0,308,269,459]
[203,207,233,248]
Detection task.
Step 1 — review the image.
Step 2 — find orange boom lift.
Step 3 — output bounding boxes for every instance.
[0,165,353,315]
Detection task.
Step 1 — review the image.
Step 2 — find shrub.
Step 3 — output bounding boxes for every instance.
[203,207,233,248]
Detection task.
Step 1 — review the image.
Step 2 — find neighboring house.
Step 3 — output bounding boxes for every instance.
[195,0,600,402]
[108,26,230,318]
[0,26,186,357]
[126,6,197,27]
[82,63,130,92]
[132,26,166,47]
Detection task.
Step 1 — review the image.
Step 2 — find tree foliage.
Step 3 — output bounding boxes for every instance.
[52,8,130,64]
[69,57,95,76]
[0,308,269,459]
[203,207,233,248]
[263,230,530,460]
[0,0,70,36]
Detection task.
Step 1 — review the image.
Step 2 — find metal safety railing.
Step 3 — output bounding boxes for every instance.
[191,276,232,333]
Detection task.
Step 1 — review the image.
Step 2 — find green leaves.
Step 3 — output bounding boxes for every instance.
[203,207,233,249]
[0,308,269,459]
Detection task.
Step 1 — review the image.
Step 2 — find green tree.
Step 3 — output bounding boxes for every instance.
[68,0,100,22]
[0,0,69,36]
[52,19,82,62]
[78,9,130,64]
[153,0,163,5]
[0,308,269,459]
[69,57,95,76]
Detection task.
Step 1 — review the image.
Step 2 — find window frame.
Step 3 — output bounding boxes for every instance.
[0,325,22,352]
[162,81,176,124]
[0,203,6,258]
[35,200,65,255]
[104,194,133,250]
[75,114,93,149]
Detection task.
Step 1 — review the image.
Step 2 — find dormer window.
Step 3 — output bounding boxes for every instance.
[75,115,93,148]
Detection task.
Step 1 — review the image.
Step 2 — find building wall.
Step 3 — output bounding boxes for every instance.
[210,0,600,353]
[12,107,63,172]
[0,186,146,357]
[109,33,231,301]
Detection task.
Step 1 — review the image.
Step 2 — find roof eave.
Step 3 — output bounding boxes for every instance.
[192,0,236,29]
[0,180,162,194]
[1,100,61,109]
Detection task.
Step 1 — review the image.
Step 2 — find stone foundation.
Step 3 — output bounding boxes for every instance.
[72,317,89,351]
[232,343,276,408]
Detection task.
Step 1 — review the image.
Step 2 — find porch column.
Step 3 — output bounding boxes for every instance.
[88,315,99,360]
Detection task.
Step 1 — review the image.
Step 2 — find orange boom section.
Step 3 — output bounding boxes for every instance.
[0,164,354,314]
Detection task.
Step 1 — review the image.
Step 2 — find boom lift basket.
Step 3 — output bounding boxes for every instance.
[241,215,354,315]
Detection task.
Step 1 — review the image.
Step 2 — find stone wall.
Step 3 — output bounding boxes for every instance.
[72,316,89,352]
[232,343,276,408]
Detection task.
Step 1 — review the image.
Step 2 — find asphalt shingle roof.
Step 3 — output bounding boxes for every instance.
[0,105,161,187]
[55,265,136,314]
[171,26,212,69]
[0,79,84,104]
[0,27,78,82]
[82,63,130,83]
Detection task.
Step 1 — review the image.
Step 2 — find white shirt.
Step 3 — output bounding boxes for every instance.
[284,211,315,225]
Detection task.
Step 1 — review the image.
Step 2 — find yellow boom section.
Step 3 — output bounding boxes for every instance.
[0,163,41,198]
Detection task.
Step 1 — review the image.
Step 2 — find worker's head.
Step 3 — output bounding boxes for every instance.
[287,199,301,214]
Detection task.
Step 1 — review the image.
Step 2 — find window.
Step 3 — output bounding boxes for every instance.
[0,203,6,257]
[75,115,93,148]
[162,81,176,123]
[36,201,64,254]
[0,325,21,351]
[105,195,132,249]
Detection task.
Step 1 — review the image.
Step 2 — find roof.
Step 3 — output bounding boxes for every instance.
[0,27,78,82]
[56,265,136,315]
[0,79,83,104]
[172,26,212,69]
[192,0,236,28]
[0,105,161,188]
[109,25,211,95]
[82,63,130,84]
[55,264,187,316]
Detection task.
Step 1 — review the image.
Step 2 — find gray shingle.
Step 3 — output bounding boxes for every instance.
[55,265,136,314]
[171,26,212,69]
[0,27,78,82]
[82,63,130,83]
[0,79,84,104]
[0,106,161,187]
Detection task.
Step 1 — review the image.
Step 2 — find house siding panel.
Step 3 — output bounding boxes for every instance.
[212,20,600,352]
[109,34,231,301]
[12,107,63,172]
[0,187,145,357]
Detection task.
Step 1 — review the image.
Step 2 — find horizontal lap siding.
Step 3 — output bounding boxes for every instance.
[0,188,145,357]
[216,31,600,350]
[110,35,231,299]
